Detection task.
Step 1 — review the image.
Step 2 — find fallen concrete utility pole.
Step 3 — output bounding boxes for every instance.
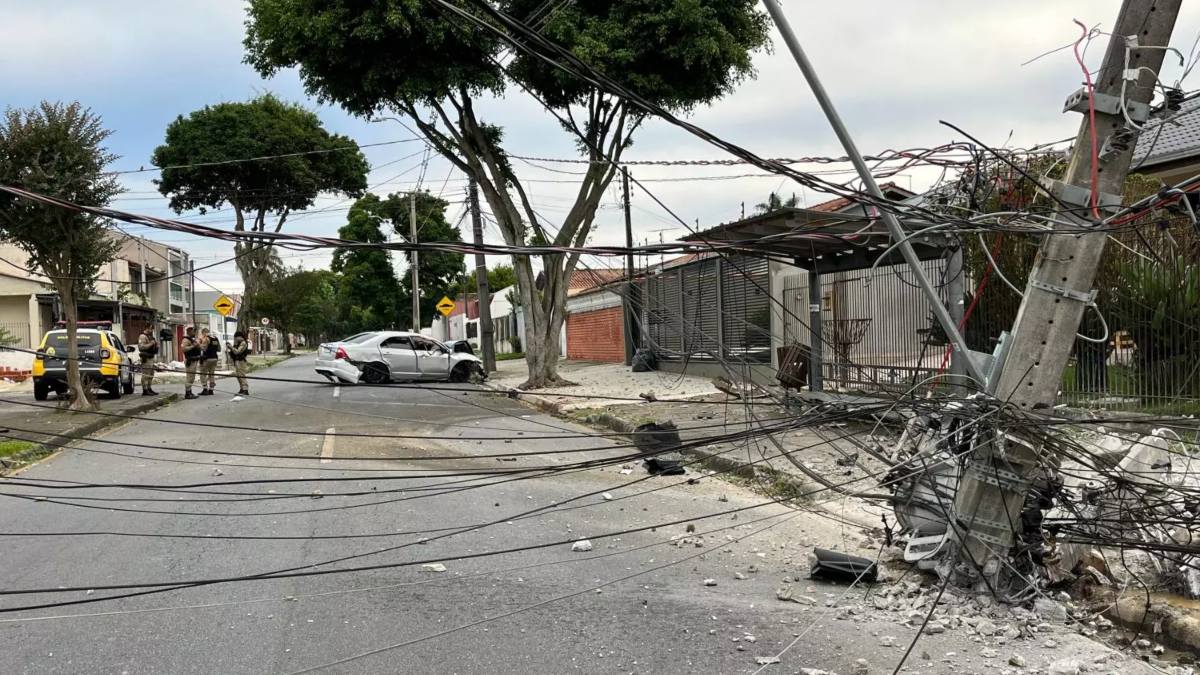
[761,0,985,386]
[951,0,1182,589]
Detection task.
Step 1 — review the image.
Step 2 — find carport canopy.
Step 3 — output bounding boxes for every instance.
[679,207,961,391]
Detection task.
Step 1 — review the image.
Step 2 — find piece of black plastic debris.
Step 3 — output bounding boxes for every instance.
[810,548,878,584]
[631,349,658,372]
[633,422,681,453]
[644,458,685,476]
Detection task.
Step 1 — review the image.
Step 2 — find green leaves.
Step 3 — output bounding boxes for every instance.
[334,195,404,331]
[244,0,505,114]
[152,94,368,219]
[502,0,770,112]
[0,102,120,291]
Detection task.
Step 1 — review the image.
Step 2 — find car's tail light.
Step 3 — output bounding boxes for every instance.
[335,347,349,361]
[99,349,111,360]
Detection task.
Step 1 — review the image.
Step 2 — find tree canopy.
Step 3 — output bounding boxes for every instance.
[246,268,341,350]
[151,94,369,322]
[244,0,770,387]
[755,192,799,214]
[0,102,121,409]
[333,194,404,332]
[366,191,465,325]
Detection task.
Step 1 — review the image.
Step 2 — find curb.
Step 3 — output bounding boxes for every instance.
[0,394,178,475]
[484,381,815,498]
[576,408,810,495]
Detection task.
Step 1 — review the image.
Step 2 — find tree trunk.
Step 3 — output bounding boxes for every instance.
[57,283,95,411]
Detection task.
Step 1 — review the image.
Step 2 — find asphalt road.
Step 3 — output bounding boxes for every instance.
[0,358,1160,674]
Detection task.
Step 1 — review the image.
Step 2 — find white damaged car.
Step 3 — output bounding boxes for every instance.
[315,331,486,384]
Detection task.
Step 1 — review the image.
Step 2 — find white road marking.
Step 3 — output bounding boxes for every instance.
[333,386,340,399]
[320,427,336,464]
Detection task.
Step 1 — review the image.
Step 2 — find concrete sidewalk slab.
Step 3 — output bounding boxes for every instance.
[0,391,177,473]
[485,358,717,412]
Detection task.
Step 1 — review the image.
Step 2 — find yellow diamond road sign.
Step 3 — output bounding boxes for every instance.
[212,294,236,317]
[436,296,456,317]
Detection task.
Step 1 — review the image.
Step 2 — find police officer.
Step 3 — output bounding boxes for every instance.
[181,326,201,400]
[228,330,251,395]
[136,326,159,396]
[199,328,220,395]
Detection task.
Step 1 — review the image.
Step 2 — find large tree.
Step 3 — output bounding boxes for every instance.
[332,194,404,332]
[151,94,369,325]
[379,191,465,325]
[0,102,121,410]
[244,0,770,387]
[246,268,340,352]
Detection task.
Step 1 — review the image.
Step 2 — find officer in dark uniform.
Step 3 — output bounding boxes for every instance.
[199,328,220,395]
[136,326,159,396]
[181,327,201,400]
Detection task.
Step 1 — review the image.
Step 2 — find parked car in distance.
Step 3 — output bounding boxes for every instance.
[315,331,486,384]
[32,324,137,401]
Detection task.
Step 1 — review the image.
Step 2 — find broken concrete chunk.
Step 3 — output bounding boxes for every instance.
[776,586,817,604]
[703,578,717,587]
[754,656,781,666]
[1046,658,1086,675]
[420,563,446,573]
[571,540,594,552]
[1008,654,1026,667]
[1034,597,1069,623]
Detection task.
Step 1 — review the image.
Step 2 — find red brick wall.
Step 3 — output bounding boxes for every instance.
[567,306,625,363]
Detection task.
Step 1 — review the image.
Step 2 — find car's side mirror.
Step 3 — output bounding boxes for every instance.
[125,345,136,353]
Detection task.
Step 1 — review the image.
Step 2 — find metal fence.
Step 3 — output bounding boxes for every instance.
[779,259,948,393]
[0,321,32,349]
[639,254,772,365]
[633,220,1200,414]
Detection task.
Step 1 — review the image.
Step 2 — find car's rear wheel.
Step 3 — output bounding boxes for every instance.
[34,381,49,401]
[122,374,135,395]
[362,362,390,385]
[103,379,121,399]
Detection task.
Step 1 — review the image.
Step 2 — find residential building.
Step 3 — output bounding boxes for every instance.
[565,268,628,364]
[0,232,192,369]
[637,184,952,387]
[1131,93,1200,183]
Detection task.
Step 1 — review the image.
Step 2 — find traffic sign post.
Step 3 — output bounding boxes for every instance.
[436,296,455,317]
[212,294,236,317]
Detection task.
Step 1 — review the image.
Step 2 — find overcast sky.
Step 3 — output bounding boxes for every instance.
[5,1,1199,294]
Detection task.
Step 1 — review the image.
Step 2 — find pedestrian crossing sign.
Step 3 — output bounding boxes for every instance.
[212,295,236,317]
[436,296,456,317]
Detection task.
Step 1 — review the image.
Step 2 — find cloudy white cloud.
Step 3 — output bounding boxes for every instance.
[4,1,1199,291]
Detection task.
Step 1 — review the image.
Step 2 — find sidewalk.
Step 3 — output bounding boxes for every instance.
[485,358,716,412]
[483,358,889,522]
[0,386,176,473]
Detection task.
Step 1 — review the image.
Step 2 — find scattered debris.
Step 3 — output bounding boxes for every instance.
[571,540,594,552]
[775,586,817,605]
[703,578,717,587]
[810,548,878,584]
[420,563,446,573]
[754,655,780,666]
